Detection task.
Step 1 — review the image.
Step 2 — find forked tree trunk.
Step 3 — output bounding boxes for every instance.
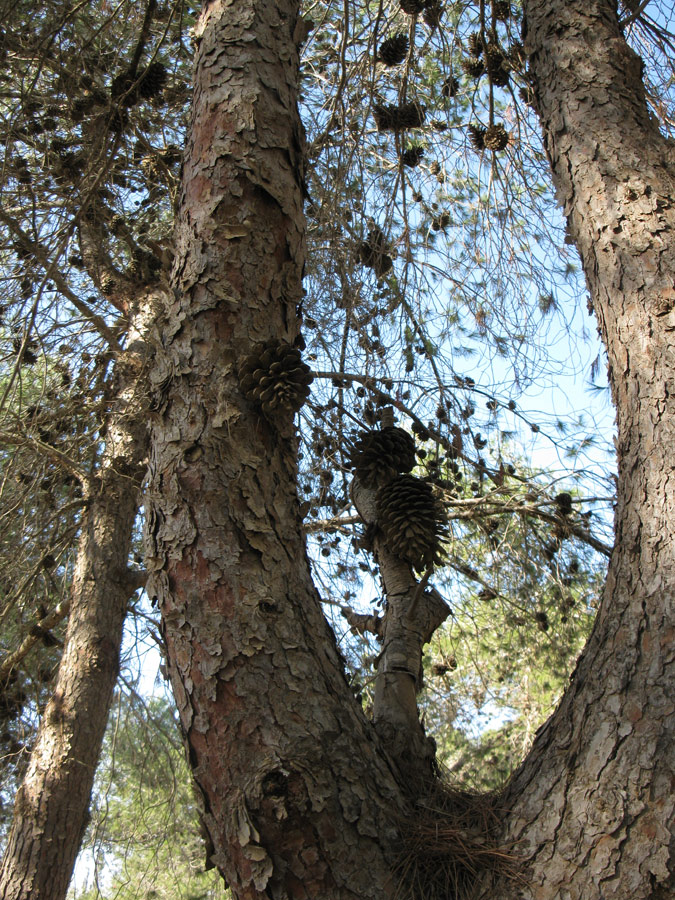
[474,2,675,897]
[0,292,159,900]
[147,0,674,898]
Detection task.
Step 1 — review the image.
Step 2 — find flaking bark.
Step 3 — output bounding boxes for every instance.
[474,2,675,897]
[145,0,675,898]
[145,1,409,897]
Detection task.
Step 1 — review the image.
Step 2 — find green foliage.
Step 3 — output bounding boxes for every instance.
[424,543,601,789]
[422,451,605,788]
[71,693,226,900]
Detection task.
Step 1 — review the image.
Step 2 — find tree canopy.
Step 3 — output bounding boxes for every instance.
[1,0,673,897]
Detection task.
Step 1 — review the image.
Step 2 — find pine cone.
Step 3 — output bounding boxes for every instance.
[349,427,416,488]
[373,100,426,131]
[377,33,409,66]
[467,32,483,57]
[400,0,426,13]
[100,273,116,295]
[493,0,510,20]
[376,474,446,570]
[484,123,509,151]
[358,227,393,278]
[238,341,313,417]
[423,1,443,27]
[358,226,387,265]
[13,338,38,365]
[111,71,138,106]
[461,56,485,79]
[138,62,168,100]
[555,492,573,515]
[442,76,459,98]
[373,253,393,278]
[468,123,487,151]
[485,43,510,86]
[431,211,450,231]
[401,144,424,167]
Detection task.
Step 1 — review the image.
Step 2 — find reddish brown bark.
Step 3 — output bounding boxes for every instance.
[144,2,410,897]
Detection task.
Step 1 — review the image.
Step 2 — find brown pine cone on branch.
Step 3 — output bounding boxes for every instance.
[400,0,426,14]
[348,427,416,489]
[484,123,509,151]
[377,33,409,66]
[358,226,394,278]
[376,474,447,571]
[373,100,426,132]
[468,123,487,151]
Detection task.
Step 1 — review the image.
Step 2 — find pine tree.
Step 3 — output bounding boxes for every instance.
[0,0,672,898]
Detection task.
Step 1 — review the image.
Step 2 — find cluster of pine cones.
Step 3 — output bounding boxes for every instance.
[372,2,513,151]
[373,100,426,133]
[349,426,446,570]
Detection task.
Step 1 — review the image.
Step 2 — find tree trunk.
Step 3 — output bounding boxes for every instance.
[474,2,675,897]
[144,1,417,897]
[0,291,159,900]
[145,0,675,898]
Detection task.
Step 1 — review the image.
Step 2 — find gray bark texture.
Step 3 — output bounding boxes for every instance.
[472,1,674,898]
[0,291,158,900]
[145,0,674,898]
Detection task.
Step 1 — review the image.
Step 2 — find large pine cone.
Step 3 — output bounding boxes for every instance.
[485,43,510,87]
[400,0,426,13]
[493,0,510,20]
[376,474,446,570]
[484,123,509,151]
[467,32,483,57]
[423,1,443,28]
[238,341,313,417]
[111,62,167,107]
[401,145,425,167]
[377,33,409,66]
[468,123,487,151]
[461,56,485,79]
[349,427,416,488]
